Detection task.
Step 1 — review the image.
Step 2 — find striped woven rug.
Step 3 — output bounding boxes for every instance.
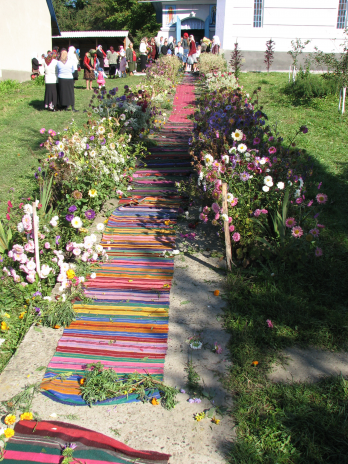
[40,76,196,405]
[4,420,170,463]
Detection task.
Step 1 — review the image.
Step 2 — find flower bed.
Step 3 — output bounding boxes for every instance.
[0,80,173,372]
[189,79,328,264]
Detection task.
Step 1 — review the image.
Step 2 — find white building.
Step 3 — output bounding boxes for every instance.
[0,0,60,82]
[145,0,348,70]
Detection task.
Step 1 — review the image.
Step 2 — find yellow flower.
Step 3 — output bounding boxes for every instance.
[164,220,171,226]
[211,417,220,425]
[4,414,16,425]
[66,269,75,280]
[19,312,26,319]
[4,428,15,439]
[20,412,33,421]
[79,378,85,385]
[4,313,10,318]
[1,321,9,331]
[252,361,259,366]
[88,189,98,197]
[151,397,160,405]
[194,412,206,421]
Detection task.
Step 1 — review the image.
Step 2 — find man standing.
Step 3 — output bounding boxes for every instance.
[161,39,169,56]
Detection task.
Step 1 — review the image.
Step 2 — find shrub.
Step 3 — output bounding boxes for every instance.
[198,53,227,76]
[0,79,21,95]
[284,71,339,99]
[31,75,45,86]
[264,39,275,72]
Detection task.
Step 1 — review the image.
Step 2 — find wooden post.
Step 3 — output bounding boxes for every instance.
[339,88,342,111]
[32,202,40,277]
[222,183,232,271]
[342,87,346,114]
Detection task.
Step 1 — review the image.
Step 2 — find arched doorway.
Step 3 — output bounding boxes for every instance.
[180,17,205,43]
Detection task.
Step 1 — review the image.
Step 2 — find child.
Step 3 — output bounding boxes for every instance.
[97,71,105,89]
[119,53,127,78]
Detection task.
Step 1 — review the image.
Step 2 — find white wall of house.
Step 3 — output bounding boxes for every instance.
[0,0,52,81]
[217,0,347,54]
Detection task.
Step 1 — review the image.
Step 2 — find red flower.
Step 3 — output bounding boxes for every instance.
[7,201,13,208]
[7,207,11,213]
[38,203,43,209]
[6,213,10,221]
[19,203,24,209]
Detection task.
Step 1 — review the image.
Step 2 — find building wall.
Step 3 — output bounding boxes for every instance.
[0,0,52,82]
[158,1,216,40]
[217,0,347,71]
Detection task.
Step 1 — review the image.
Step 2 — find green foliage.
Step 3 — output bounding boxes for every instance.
[284,71,339,100]
[185,359,203,397]
[0,383,40,415]
[0,79,21,95]
[287,38,311,69]
[79,362,178,409]
[0,220,13,254]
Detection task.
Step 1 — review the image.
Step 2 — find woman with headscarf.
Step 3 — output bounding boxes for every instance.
[139,38,147,72]
[57,50,78,111]
[211,36,220,55]
[43,51,58,111]
[182,32,190,71]
[83,49,97,90]
[96,45,106,70]
[107,46,118,78]
[68,46,79,69]
[187,35,197,72]
[126,42,137,75]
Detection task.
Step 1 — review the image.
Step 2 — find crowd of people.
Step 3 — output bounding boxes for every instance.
[31,34,220,111]
[137,34,220,73]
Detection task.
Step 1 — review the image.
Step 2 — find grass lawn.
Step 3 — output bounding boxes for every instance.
[0,72,145,215]
[224,73,348,463]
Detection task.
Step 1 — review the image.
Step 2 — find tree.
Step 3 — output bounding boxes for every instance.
[264,39,275,72]
[230,41,243,79]
[52,0,161,47]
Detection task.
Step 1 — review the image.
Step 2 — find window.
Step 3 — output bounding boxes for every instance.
[253,0,263,28]
[337,0,348,29]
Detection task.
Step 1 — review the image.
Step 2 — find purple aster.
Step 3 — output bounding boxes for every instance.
[90,136,95,141]
[65,214,74,222]
[188,398,195,403]
[68,205,77,213]
[85,209,96,220]
[58,152,64,158]
[33,291,42,297]
[194,398,201,403]
[240,171,250,181]
[86,143,90,150]
[35,307,41,315]
[55,235,61,245]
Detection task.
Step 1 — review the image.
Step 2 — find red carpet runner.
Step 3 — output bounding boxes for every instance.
[40,76,196,405]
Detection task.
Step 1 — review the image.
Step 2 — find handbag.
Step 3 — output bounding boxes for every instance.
[187,55,194,65]
[73,70,79,80]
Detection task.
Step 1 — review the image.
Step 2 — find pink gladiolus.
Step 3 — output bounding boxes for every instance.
[261,209,268,214]
[266,319,274,328]
[307,200,313,207]
[254,209,261,217]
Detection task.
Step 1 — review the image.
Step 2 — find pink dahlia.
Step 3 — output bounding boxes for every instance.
[315,247,323,257]
[211,202,220,214]
[291,226,303,238]
[232,232,241,242]
[316,193,328,204]
[285,217,296,228]
[229,225,235,232]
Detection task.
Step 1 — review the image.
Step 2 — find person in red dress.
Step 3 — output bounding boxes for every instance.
[83,50,97,90]
[188,35,197,73]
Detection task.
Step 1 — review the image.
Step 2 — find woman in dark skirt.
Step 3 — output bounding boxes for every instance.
[43,51,58,111]
[57,50,78,111]
[83,50,97,90]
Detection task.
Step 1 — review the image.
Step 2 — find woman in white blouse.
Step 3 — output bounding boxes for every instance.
[139,38,147,72]
[56,49,78,112]
[43,51,58,111]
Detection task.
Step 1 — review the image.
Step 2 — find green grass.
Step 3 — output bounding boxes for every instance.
[0,72,145,215]
[224,73,348,463]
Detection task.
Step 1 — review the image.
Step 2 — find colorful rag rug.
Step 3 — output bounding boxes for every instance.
[40,77,196,405]
[3,420,170,463]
